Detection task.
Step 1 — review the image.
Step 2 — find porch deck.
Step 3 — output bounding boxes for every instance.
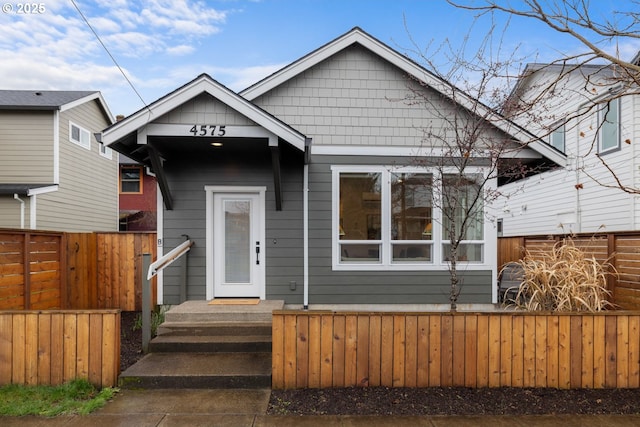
[162,299,285,323]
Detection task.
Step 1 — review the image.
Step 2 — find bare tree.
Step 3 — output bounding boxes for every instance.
[399,19,545,309]
[448,0,640,194]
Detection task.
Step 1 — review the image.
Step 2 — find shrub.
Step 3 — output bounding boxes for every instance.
[134,305,170,337]
[513,238,613,312]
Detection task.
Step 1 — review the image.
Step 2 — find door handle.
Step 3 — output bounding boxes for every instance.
[255,241,260,265]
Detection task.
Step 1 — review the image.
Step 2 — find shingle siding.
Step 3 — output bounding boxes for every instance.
[253,44,454,148]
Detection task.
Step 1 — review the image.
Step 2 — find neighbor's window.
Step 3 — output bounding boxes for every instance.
[442,174,484,263]
[549,123,565,152]
[69,122,91,150]
[598,99,620,154]
[334,167,488,270]
[120,166,142,193]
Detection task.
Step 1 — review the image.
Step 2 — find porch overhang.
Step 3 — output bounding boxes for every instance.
[102,74,309,211]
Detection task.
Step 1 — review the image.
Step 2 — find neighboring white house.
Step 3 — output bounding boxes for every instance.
[0,90,118,231]
[498,63,639,237]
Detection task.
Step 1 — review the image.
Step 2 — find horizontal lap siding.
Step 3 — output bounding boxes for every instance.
[161,145,304,304]
[307,156,493,305]
[0,111,53,183]
[46,102,118,232]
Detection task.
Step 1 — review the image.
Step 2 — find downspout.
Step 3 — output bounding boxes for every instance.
[575,117,582,234]
[303,138,311,310]
[53,110,60,184]
[30,194,37,230]
[13,194,25,229]
[632,94,637,229]
[303,162,309,310]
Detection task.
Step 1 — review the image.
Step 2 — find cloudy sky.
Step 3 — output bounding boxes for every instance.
[1,0,637,117]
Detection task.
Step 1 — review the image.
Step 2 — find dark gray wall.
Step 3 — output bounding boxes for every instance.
[307,154,493,305]
[159,147,492,305]
[160,141,304,304]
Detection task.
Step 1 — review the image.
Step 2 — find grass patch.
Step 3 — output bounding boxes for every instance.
[0,379,118,417]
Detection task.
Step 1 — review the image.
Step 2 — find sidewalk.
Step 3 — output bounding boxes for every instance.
[2,389,640,426]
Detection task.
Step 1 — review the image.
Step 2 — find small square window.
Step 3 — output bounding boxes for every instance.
[120,166,142,193]
[99,142,112,159]
[69,122,91,150]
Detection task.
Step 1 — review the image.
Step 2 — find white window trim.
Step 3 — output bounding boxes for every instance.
[597,98,620,155]
[99,142,113,159]
[331,165,495,272]
[549,122,565,153]
[69,121,91,150]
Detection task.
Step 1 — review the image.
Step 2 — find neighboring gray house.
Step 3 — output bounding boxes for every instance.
[103,28,563,307]
[0,90,117,231]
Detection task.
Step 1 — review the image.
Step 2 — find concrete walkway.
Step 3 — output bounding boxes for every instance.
[3,388,640,426]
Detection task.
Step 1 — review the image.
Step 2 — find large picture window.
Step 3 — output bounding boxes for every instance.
[442,174,484,262]
[339,172,382,262]
[333,166,490,270]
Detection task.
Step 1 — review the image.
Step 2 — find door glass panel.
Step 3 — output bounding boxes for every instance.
[224,200,251,283]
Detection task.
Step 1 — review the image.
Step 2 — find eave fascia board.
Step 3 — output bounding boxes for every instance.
[27,184,59,196]
[103,76,306,151]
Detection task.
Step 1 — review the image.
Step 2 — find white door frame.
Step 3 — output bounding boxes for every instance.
[205,185,266,300]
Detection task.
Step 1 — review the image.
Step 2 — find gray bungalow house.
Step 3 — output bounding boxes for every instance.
[103,28,564,308]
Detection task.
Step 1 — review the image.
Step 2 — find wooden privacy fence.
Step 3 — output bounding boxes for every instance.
[0,229,157,311]
[0,310,120,388]
[0,230,65,310]
[272,311,640,390]
[498,233,640,310]
[66,232,157,310]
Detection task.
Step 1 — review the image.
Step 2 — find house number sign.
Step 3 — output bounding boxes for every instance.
[189,125,227,137]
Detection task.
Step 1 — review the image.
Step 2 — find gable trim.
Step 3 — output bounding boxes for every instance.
[60,92,115,124]
[240,27,566,168]
[102,75,307,151]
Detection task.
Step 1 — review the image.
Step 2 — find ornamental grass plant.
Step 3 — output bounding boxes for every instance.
[512,238,614,312]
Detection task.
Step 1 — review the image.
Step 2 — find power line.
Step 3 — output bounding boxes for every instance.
[69,0,150,114]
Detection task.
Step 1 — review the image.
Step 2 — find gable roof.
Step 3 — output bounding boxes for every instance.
[241,27,566,167]
[0,90,114,123]
[102,74,307,151]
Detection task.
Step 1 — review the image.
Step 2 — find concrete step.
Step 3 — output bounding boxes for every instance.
[157,321,272,337]
[163,300,284,324]
[119,352,271,389]
[149,334,271,353]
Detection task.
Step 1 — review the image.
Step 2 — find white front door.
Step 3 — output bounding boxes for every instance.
[211,191,265,298]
